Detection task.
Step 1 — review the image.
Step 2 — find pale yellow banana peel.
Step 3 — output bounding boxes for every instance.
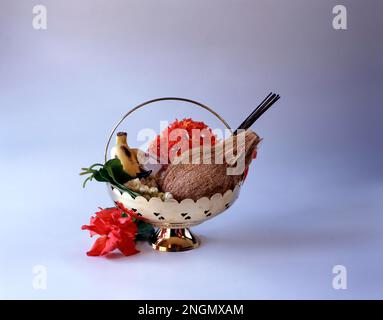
[114,132,143,178]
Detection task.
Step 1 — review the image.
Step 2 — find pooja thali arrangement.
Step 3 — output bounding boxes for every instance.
[80,94,280,254]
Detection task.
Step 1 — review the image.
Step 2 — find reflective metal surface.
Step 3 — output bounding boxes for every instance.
[149,227,200,252]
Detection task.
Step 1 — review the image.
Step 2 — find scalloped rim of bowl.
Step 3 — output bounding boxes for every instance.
[107,181,243,204]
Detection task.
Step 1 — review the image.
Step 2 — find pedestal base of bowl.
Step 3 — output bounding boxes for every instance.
[149,227,200,252]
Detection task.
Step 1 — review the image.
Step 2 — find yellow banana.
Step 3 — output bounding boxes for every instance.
[114,132,143,177]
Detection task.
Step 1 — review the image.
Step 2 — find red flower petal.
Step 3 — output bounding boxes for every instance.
[81,216,109,236]
[115,201,148,222]
[119,222,138,238]
[86,233,120,256]
[86,236,107,256]
[118,235,139,256]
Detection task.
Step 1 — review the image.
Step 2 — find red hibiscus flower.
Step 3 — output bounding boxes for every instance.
[82,207,139,256]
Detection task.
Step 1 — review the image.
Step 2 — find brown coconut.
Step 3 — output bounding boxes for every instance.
[155,130,260,201]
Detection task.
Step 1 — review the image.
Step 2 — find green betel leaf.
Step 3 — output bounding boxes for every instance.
[135,220,155,241]
[94,168,110,183]
[103,162,136,197]
[104,158,132,184]
[80,159,139,199]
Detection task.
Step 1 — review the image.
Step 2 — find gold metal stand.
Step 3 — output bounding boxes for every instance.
[149,228,200,252]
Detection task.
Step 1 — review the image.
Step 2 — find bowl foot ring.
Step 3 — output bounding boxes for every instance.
[149,227,200,252]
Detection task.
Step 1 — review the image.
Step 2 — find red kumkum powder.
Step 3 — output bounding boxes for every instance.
[149,118,217,163]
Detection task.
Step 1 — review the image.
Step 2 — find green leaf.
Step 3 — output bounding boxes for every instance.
[80,159,139,198]
[104,159,132,184]
[135,220,155,241]
[95,168,111,182]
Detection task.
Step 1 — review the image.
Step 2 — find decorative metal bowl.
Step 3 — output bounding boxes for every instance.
[104,97,244,252]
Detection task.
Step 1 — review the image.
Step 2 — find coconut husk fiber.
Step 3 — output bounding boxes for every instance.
[155,130,261,201]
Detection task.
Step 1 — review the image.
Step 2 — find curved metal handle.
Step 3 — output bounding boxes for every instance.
[104,97,231,162]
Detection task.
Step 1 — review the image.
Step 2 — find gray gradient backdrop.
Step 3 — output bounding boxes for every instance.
[0,0,382,299]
